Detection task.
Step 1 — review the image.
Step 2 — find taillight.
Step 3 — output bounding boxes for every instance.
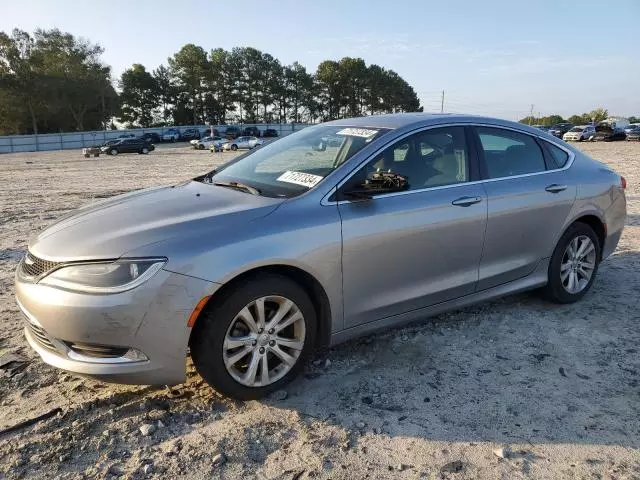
[621,176,627,189]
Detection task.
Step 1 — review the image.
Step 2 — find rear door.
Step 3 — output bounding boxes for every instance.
[338,126,488,327]
[472,126,576,290]
[123,139,139,153]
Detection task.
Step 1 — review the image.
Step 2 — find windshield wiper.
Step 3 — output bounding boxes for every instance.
[213,181,261,196]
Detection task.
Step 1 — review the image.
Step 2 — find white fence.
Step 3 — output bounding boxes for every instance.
[0,123,310,154]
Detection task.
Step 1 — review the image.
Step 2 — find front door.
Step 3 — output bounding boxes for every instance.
[338,126,488,327]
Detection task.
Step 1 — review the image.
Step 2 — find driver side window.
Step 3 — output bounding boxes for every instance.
[357,126,470,193]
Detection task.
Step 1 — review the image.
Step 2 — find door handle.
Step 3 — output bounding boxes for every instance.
[451,196,482,207]
[545,184,568,193]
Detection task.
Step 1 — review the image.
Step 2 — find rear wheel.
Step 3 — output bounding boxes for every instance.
[190,274,316,400]
[141,147,149,154]
[541,222,600,303]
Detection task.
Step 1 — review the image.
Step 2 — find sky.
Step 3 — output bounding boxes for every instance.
[1,0,638,120]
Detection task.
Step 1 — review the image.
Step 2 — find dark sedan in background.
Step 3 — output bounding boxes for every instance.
[548,123,574,138]
[102,138,155,155]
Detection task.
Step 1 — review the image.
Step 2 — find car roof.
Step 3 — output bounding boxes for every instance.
[322,112,548,136]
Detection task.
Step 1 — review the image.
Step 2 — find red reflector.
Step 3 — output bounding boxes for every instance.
[621,176,627,189]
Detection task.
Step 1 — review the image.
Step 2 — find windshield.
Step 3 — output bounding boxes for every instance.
[201,125,390,197]
[569,127,584,132]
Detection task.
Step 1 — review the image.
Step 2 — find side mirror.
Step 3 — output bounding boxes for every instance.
[344,170,408,199]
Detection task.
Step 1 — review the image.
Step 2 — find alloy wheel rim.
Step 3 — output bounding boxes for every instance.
[560,235,596,294]
[223,295,306,387]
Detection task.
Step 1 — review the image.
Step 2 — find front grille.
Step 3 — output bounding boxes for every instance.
[24,320,58,352]
[65,342,128,359]
[20,252,61,279]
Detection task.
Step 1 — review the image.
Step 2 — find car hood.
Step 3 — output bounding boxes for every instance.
[29,181,283,262]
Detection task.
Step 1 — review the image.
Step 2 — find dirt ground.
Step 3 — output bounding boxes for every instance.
[0,141,639,480]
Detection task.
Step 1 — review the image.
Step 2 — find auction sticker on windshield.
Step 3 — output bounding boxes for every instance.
[277,171,324,188]
[336,128,379,138]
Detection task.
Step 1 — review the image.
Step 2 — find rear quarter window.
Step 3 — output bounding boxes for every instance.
[545,142,570,168]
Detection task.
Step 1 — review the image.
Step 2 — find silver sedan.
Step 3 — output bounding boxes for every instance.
[15,114,627,399]
[223,136,263,151]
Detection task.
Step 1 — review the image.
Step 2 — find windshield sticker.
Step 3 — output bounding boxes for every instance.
[277,171,323,188]
[336,127,379,138]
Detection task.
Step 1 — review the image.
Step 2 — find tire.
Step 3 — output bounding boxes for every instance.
[198,144,205,150]
[190,274,317,400]
[231,144,238,151]
[93,153,99,157]
[541,222,601,304]
[171,137,176,143]
[110,148,118,156]
[84,153,90,158]
[141,147,149,154]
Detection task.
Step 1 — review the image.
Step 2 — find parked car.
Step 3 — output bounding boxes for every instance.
[624,123,640,135]
[533,125,549,132]
[181,128,201,142]
[625,126,640,141]
[242,126,262,137]
[223,136,263,151]
[222,126,241,139]
[563,125,596,142]
[162,128,181,142]
[139,132,161,144]
[16,113,627,400]
[194,136,227,150]
[592,118,628,141]
[101,138,155,155]
[548,123,574,138]
[262,128,279,138]
[82,140,119,158]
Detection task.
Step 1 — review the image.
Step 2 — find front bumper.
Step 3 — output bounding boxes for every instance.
[15,268,217,385]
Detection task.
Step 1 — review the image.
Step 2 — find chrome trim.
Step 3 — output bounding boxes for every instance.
[66,347,147,365]
[321,122,576,206]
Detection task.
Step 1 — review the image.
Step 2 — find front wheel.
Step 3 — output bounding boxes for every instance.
[231,144,238,151]
[190,274,316,400]
[198,144,205,150]
[109,148,118,156]
[541,222,600,303]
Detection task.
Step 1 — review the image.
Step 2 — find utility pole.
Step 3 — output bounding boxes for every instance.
[441,90,445,113]
[529,104,534,125]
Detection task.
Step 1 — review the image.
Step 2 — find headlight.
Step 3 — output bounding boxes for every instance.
[40,258,166,293]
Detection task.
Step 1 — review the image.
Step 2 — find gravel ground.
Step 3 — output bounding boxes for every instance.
[0,141,639,479]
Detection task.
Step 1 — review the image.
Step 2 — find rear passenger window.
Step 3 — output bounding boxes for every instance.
[545,142,570,168]
[477,127,546,179]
